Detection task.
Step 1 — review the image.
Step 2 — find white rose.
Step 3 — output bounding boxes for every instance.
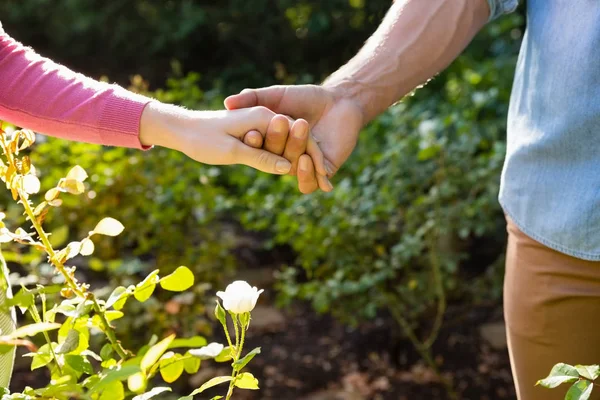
[189,342,224,359]
[216,280,264,314]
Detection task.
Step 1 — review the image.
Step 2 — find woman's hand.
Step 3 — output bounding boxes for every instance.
[139,102,325,176]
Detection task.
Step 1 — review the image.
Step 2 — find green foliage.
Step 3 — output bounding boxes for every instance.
[0,127,261,399]
[538,363,599,400]
[1,0,389,92]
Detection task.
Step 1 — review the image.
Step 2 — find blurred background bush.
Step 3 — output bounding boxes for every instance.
[0,1,524,398]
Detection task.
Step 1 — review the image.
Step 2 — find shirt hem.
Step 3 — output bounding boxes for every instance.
[500,200,600,261]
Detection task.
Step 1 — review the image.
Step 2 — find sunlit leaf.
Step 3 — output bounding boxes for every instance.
[22,174,40,194]
[66,165,88,182]
[134,269,160,302]
[141,334,176,373]
[234,372,259,390]
[106,286,128,309]
[8,322,60,339]
[127,372,147,394]
[132,387,172,400]
[233,347,261,372]
[58,178,85,195]
[575,365,600,381]
[45,188,60,202]
[186,376,234,397]
[159,353,184,383]
[80,238,95,256]
[159,266,194,292]
[183,352,201,374]
[91,217,124,236]
[169,336,207,350]
[537,363,579,388]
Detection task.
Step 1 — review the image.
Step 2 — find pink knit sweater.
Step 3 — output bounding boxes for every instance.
[0,30,152,149]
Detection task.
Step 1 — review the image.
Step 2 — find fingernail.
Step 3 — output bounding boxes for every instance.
[326,164,334,176]
[325,177,334,191]
[300,157,310,172]
[276,160,291,173]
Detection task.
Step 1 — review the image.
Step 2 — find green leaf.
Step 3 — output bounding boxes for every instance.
[132,387,172,400]
[537,363,580,388]
[576,365,600,381]
[159,353,184,383]
[90,365,141,394]
[55,329,80,354]
[8,322,60,339]
[134,270,160,302]
[92,217,125,236]
[106,286,128,309]
[65,354,94,375]
[183,352,201,374]
[127,372,147,394]
[141,334,176,373]
[100,343,113,361]
[30,343,56,370]
[215,301,227,326]
[159,266,194,292]
[214,346,234,362]
[233,347,261,372]
[238,312,250,330]
[169,336,207,349]
[7,289,34,310]
[210,397,224,400]
[234,372,259,390]
[187,376,234,396]
[566,379,593,400]
[99,380,125,400]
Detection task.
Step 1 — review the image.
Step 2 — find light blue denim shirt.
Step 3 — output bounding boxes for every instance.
[489,0,600,260]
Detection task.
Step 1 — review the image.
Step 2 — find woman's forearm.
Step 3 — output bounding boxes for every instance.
[323,0,490,125]
[0,31,152,148]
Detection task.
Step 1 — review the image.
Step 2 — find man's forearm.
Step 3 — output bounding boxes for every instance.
[323,0,490,125]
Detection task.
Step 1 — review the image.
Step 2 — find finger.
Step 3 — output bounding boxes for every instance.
[242,130,263,148]
[297,154,319,194]
[224,107,274,140]
[224,86,287,112]
[234,141,292,175]
[282,119,309,176]
[264,114,290,156]
[306,135,329,177]
[317,172,333,192]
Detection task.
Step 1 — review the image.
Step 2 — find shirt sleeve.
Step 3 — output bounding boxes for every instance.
[0,31,154,149]
[486,0,519,21]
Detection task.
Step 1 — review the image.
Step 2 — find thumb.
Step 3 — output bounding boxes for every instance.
[225,86,286,112]
[234,142,292,175]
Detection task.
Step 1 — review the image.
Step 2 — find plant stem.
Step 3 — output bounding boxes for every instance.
[221,319,234,350]
[91,297,128,359]
[226,314,245,400]
[28,306,62,375]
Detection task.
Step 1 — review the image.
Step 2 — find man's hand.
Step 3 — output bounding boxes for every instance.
[225,85,364,194]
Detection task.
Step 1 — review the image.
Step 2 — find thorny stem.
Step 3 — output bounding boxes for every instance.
[91,297,128,359]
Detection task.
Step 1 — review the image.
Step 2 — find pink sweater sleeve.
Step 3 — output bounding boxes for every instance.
[0,31,153,149]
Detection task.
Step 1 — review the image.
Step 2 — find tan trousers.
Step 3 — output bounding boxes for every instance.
[504,217,600,400]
